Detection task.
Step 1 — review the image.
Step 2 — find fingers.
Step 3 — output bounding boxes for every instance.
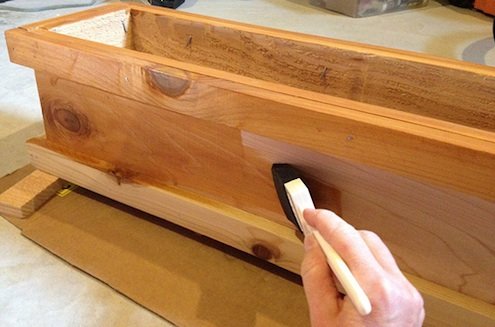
[302,209,425,325]
[303,208,384,282]
[301,233,340,321]
[359,230,403,276]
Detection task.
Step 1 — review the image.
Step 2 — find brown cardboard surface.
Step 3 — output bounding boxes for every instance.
[13,186,309,327]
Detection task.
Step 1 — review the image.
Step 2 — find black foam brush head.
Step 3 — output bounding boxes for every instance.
[271,163,303,232]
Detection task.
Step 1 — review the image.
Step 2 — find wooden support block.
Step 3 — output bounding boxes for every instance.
[0,169,61,218]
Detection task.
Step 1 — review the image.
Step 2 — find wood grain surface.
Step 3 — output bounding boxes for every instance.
[31,70,495,302]
[35,72,342,227]
[14,3,495,131]
[130,9,495,131]
[242,132,495,304]
[6,24,495,201]
[0,169,61,218]
[27,139,305,272]
[25,144,495,326]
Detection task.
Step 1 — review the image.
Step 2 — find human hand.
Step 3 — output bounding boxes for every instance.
[301,209,424,327]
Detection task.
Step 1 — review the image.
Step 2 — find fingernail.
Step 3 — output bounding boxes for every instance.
[304,233,317,251]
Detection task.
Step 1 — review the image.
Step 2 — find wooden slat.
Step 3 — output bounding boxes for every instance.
[26,140,495,326]
[0,165,36,194]
[0,169,61,218]
[5,29,495,201]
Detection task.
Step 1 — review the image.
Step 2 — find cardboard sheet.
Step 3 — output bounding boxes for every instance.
[9,185,309,326]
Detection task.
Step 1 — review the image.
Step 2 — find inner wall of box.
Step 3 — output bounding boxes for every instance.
[50,10,132,48]
[49,9,495,132]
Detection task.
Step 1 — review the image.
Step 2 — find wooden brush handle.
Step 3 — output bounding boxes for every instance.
[285,178,372,316]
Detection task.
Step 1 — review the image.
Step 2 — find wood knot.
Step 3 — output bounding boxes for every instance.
[54,108,81,133]
[145,67,191,98]
[108,167,137,186]
[251,242,280,261]
[48,100,90,137]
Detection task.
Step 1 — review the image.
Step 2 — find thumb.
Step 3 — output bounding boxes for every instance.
[301,233,340,319]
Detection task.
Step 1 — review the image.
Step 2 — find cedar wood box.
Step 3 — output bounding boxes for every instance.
[5,3,495,325]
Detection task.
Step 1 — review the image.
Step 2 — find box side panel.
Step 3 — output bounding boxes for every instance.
[34,71,495,303]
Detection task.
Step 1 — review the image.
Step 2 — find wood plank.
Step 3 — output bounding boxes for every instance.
[0,169,61,218]
[26,140,495,326]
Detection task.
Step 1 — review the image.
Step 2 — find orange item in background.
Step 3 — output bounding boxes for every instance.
[475,0,495,15]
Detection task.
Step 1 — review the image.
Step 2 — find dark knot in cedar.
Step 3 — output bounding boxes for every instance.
[49,102,90,137]
[251,242,280,261]
[108,167,136,186]
[145,67,191,98]
[54,108,81,133]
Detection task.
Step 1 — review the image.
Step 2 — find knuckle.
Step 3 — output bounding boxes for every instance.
[331,223,357,251]
[372,278,424,312]
[332,220,355,238]
[315,210,348,235]
[372,277,397,307]
[380,279,397,302]
[314,209,328,223]
[410,287,424,309]
[360,230,380,242]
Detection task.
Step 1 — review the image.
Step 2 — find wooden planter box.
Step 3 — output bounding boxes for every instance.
[6,3,495,324]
